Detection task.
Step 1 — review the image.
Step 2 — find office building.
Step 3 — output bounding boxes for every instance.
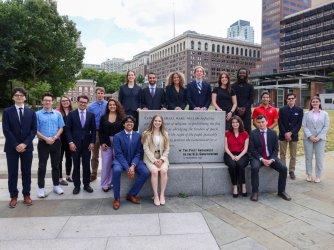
[101,58,125,73]
[227,20,254,43]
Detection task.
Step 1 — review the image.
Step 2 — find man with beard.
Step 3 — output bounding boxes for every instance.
[231,68,254,133]
[141,72,166,110]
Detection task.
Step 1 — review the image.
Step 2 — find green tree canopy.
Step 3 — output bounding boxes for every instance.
[0,0,84,106]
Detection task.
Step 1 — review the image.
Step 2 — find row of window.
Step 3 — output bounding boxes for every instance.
[263,0,280,11]
[150,42,186,61]
[263,14,280,24]
[282,60,332,71]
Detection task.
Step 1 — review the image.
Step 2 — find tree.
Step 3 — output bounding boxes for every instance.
[137,74,145,84]
[0,0,84,107]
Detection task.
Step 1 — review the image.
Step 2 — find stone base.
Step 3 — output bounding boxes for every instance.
[118,163,279,197]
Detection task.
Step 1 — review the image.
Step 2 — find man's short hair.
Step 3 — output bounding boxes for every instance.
[193,65,205,75]
[148,72,156,76]
[261,91,270,98]
[95,87,105,93]
[256,114,267,121]
[122,115,136,125]
[286,93,296,99]
[77,95,89,102]
[12,87,27,97]
[41,92,54,101]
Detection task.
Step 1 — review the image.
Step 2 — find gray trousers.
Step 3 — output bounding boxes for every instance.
[303,139,326,177]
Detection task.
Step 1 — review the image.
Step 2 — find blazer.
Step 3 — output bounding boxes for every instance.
[142,132,170,165]
[119,84,141,112]
[66,109,96,147]
[186,80,211,110]
[2,105,37,153]
[278,105,303,141]
[99,115,123,147]
[165,85,187,110]
[249,128,279,162]
[302,110,329,141]
[141,87,165,110]
[113,130,143,169]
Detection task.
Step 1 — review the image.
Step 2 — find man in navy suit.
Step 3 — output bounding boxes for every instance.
[141,72,166,110]
[3,87,37,208]
[66,95,96,195]
[112,115,150,210]
[186,66,211,110]
[278,93,303,180]
[249,115,291,202]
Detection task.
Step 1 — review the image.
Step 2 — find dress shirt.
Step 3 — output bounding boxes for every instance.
[36,108,64,137]
[15,104,24,118]
[88,100,107,129]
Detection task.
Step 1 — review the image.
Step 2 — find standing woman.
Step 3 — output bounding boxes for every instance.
[224,116,249,197]
[212,71,237,130]
[99,98,125,192]
[142,115,170,206]
[118,70,141,130]
[56,96,73,185]
[302,96,329,183]
[165,72,187,110]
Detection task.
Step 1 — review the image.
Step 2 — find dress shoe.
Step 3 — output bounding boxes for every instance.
[23,196,32,206]
[9,197,17,208]
[160,195,166,205]
[90,175,97,182]
[102,187,110,192]
[66,176,73,182]
[84,185,94,193]
[289,172,296,180]
[59,179,68,186]
[126,194,140,204]
[242,192,248,197]
[73,187,80,195]
[154,196,160,206]
[113,198,120,210]
[277,192,291,201]
[250,192,258,202]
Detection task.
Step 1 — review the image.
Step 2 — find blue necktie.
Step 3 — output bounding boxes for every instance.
[126,134,132,163]
[197,81,202,94]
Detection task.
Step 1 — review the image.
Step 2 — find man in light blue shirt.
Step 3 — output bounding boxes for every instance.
[87,87,107,182]
[36,93,65,198]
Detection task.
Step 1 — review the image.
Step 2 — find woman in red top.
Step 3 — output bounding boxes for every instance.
[224,115,249,198]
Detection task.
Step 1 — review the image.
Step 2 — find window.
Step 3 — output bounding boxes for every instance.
[191,41,194,50]
[205,42,208,51]
[231,47,234,55]
[227,46,230,54]
[245,49,248,57]
[198,41,201,50]
[222,45,225,53]
[236,47,239,55]
[217,45,220,53]
[240,48,243,56]
[212,44,215,52]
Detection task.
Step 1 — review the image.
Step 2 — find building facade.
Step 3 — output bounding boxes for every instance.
[148,31,261,86]
[252,0,311,76]
[101,58,125,73]
[63,79,96,102]
[121,51,149,80]
[227,20,254,43]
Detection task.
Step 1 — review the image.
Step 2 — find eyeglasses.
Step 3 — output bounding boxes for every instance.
[14,94,24,97]
[61,100,69,102]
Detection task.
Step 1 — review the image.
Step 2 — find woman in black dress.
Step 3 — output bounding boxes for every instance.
[212,71,237,130]
[165,72,187,110]
[118,70,141,130]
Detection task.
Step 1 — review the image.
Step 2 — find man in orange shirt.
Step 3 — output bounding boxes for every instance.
[252,91,279,129]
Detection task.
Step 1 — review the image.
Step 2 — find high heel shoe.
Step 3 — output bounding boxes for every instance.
[154,196,160,206]
[242,192,248,197]
[233,193,238,198]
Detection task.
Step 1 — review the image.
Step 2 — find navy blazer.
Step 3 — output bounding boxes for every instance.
[278,105,303,141]
[186,80,211,110]
[2,105,37,153]
[141,87,165,110]
[249,128,279,162]
[113,130,143,169]
[165,85,187,110]
[66,109,96,147]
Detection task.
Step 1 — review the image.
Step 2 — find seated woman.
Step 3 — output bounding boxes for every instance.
[99,98,125,192]
[142,115,170,206]
[224,115,249,198]
[165,72,187,110]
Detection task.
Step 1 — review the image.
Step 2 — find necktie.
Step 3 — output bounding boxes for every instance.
[261,131,267,159]
[80,111,85,128]
[197,81,202,94]
[19,108,23,124]
[150,88,155,97]
[126,133,132,163]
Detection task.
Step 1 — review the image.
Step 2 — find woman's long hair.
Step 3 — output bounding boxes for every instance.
[141,115,169,147]
[229,115,245,133]
[309,96,322,110]
[59,95,73,116]
[217,71,231,94]
[166,72,186,87]
[105,98,125,119]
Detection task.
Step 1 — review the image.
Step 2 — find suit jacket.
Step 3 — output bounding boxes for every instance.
[249,128,279,162]
[2,105,37,153]
[141,87,165,110]
[142,132,170,165]
[119,84,141,112]
[66,109,96,147]
[302,110,329,141]
[186,80,211,110]
[278,105,303,141]
[165,85,187,110]
[113,130,143,169]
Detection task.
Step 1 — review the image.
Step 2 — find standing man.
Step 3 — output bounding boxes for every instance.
[252,91,279,129]
[3,88,37,208]
[88,87,107,182]
[36,93,64,198]
[141,72,166,110]
[232,68,254,133]
[249,115,291,202]
[112,115,150,210]
[278,93,303,180]
[67,95,96,194]
[186,66,211,110]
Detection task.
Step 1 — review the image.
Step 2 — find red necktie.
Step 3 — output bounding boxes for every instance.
[261,132,267,159]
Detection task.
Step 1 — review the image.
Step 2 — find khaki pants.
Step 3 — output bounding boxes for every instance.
[91,131,100,177]
[279,140,297,172]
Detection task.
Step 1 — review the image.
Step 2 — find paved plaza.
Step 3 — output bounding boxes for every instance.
[1,133,334,249]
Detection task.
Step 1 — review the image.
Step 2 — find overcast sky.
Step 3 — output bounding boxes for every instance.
[57,0,262,64]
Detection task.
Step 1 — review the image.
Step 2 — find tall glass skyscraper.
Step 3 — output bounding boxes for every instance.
[227,20,255,43]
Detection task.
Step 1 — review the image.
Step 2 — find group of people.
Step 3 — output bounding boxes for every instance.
[2,65,330,209]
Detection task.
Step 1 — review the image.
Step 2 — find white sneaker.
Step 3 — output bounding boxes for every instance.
[53,185,64,195]
[37,188,46,198]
